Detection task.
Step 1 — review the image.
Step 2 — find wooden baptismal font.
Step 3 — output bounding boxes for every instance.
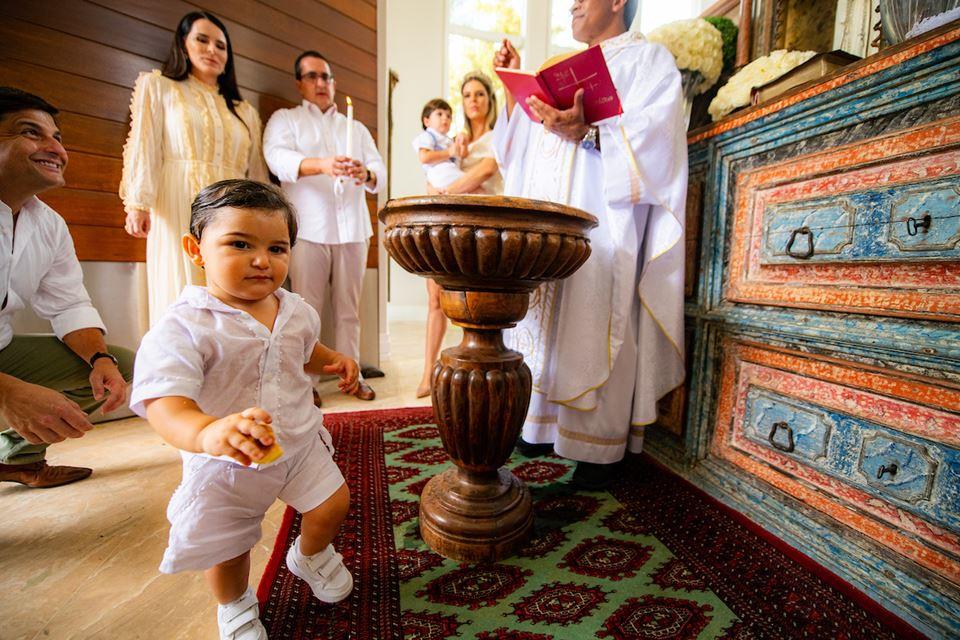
[379,195,597,562]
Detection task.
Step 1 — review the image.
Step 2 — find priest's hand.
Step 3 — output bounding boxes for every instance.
[527,89,591,143]
[495,39,522,120]
[124,207,151,238]
[494,38,521,70]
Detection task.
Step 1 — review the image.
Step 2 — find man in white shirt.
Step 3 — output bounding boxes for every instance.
[263,51,386,402]
[0,87,132,488]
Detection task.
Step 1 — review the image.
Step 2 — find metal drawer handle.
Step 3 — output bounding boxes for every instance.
[905,214,931,236]
[785,227,814,259]
[877,463,899,480]
[768,421,795,453]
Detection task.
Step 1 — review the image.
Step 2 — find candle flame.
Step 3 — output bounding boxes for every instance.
[346,96,352,106]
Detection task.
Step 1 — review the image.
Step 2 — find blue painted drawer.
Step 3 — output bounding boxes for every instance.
[742,388,833,464]
[761,175,960,265]
[726,133,960,320]
[742,387,960,534]
[712,341,960,582]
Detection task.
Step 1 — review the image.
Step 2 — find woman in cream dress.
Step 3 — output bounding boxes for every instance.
[121,11,267,326]
[417,72,503,397]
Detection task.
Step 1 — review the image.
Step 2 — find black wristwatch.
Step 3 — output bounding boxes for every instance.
[89,351,118,368]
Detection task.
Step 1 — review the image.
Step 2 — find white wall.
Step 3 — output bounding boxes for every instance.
[384,0,446,321]
[639,0,701,32]
[12,261,144,352]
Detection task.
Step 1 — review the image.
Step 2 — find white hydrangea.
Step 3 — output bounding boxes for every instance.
[647,18,723,95]
[708,49,817,121]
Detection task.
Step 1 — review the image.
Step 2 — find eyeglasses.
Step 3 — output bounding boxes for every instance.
[300,71,334,83]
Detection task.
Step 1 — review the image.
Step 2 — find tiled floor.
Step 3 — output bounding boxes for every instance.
[0,319,460,640]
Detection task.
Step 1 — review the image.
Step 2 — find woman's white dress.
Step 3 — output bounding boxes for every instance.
[120,71,268,326]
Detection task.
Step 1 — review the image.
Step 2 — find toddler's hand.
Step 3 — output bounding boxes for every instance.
[197,407,275,466]
[322,354,360,395]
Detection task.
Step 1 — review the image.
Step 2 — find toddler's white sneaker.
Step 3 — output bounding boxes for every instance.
[217,587,267,640]
[285,535,354,603]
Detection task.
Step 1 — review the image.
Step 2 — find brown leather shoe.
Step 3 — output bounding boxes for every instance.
[0,461,92,488]
[351,380,376,401]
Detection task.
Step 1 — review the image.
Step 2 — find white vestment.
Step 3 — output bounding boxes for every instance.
[494,31,687,463]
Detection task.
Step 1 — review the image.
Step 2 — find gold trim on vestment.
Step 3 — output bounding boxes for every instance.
[564,144,578,205]
[558,426,628,446]
[525,414,559,424]
[546,310,615,408]
[618,124,684,360]
[641,298,682,357]
[630,377,686,427]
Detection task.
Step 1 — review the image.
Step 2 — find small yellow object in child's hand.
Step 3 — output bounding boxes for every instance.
[259,442,284,465]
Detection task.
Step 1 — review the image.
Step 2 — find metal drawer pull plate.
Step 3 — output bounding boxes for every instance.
[785,226,814,259]
[768,421,795,453]
[877,463,899,480]
[905,214,931,236]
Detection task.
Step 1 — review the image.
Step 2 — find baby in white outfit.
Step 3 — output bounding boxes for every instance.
[412,98,465,189]
[131,179,360,640]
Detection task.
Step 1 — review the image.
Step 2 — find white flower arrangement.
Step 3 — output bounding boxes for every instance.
[647,18,723,95]
[708,49,817,121]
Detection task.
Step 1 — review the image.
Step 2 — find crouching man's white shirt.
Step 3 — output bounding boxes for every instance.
[0,197,105,350]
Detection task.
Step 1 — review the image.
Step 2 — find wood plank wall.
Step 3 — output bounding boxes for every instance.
[0,0,379,266]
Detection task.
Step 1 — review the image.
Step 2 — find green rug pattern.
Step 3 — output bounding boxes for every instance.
[385,421,741,639]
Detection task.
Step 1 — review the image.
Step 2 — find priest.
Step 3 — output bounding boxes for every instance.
[493,0,687,489]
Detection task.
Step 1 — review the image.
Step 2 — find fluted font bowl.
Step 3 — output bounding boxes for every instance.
[379,195,598,293]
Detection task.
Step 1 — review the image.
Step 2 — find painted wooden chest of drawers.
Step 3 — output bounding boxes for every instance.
[645,22,960,639]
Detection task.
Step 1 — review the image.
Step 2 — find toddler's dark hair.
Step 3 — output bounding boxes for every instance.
[190,179,298,245]
[420,98,452,129]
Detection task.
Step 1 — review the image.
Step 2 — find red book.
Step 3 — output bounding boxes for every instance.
[495,45,623,125]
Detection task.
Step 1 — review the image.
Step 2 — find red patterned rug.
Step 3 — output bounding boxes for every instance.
[255,408,415,640]
[258,406,924,639]
[608,461,927,640]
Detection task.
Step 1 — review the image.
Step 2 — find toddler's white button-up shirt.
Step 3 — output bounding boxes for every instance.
[131,286,331,465]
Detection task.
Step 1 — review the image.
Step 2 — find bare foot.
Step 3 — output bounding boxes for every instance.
[415,383,431,398]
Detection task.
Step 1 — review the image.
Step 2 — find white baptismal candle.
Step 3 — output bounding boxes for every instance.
[344,96,353,157]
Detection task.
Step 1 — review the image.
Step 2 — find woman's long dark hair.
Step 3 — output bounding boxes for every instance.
[162,11,247,132]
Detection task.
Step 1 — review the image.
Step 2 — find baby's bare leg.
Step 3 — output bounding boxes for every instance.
[299,483,351,555]
[205,551,251,604]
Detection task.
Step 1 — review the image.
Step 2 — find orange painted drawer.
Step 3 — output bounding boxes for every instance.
[712,339,960,584]
[726,119,960,321]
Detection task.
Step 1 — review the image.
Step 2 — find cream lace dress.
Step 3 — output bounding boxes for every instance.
[120,71,268,326]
